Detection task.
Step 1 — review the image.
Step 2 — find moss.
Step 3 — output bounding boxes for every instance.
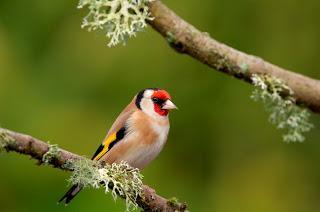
[214,53,229,71]
[166,31,185,52]
[207,48,236,76]
[166,32,176,45]
[202,31,211,37]
[66,158,143,211]
[42,143,60,164]
[78,0,154,47]
[251,74,313,142]
[167,197,179,207]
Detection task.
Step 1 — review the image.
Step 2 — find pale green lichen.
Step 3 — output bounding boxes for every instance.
[66,158,143,211]
[239,62,249,75]
[251,74,313,142]
[42,143,60,164]
[78,0,154,47]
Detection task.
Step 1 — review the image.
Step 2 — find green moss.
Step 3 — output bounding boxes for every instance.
[167,197,180,207]
[66,158,143,211]
[165,31,186,52]
[208,49,236,76]
[251,74,313,142]
[78,0,154,47]
[166,32,176,45]
[202,31,211,37]
[42,143,60,164]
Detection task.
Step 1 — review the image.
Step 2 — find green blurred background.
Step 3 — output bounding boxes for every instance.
[1,0,320,211]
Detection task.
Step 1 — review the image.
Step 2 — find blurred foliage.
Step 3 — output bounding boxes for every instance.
[0,0,320,211]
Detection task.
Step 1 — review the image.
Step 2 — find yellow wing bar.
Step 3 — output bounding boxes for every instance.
[93,133,117,161]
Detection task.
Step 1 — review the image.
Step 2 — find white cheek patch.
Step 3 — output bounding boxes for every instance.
[140,97,156,118]
[144,90,153,98]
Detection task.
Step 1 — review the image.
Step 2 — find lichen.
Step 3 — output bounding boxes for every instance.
[66,158,143,211]
[0,129,15,151]
[78,0,154,47]
[239,62,249,75]
[42,143,60,164]
[251,74,313,142]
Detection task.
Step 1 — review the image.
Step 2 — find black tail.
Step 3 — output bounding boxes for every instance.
[58,184,83,205]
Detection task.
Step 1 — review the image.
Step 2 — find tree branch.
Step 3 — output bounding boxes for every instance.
[148,0,320,113]
[0,128,187,212]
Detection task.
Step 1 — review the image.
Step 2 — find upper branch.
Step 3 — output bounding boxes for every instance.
[0,128,187,212]
[148,0,320,113]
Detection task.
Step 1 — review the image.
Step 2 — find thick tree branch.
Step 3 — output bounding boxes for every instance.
[148,0,320,113]
[0,128,187,212]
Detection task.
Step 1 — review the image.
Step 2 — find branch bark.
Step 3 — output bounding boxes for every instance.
[0,128,187,212]
[148,0,320,113]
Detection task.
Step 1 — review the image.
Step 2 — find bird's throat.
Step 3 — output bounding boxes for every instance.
[154,104,168,116]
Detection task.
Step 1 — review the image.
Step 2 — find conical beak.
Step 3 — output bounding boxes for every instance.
[162,99,178,110]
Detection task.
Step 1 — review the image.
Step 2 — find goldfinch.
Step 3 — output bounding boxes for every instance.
[59,88,177,204]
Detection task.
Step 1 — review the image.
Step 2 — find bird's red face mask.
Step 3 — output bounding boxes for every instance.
[151,90,177,116]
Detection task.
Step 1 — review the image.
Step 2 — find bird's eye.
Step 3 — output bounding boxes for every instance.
[152,97,165,105]
[152,97,160,103]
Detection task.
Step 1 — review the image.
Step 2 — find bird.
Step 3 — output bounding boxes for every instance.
[59,88,177,204]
